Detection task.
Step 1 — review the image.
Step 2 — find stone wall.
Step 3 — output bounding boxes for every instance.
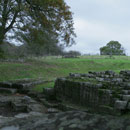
[54,70,130,114]
[0,79,46,94]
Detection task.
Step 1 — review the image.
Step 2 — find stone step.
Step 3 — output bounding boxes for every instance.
[0,88,17,94]
[122,95,130,101]
[114,100,127,110]
[0,82,25,90]
[114,99,130,111]
[0,82,30,89]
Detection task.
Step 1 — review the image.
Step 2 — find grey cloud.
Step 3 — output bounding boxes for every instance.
[65,0,130,55]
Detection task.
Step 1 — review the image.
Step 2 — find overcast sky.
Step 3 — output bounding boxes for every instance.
[65,0,130,55]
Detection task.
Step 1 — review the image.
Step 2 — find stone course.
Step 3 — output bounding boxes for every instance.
[0,79,46,94]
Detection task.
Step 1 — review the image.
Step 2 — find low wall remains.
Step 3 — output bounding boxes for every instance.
[54,70,130,114]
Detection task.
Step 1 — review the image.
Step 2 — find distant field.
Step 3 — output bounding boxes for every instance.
[0,55,130,91]
[0,55,130,82]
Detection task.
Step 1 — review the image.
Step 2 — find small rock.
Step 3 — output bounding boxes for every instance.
[47,108,59,113]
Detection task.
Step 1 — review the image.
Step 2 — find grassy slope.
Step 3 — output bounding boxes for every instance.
[1,55,130,92]
[0,55,130,82]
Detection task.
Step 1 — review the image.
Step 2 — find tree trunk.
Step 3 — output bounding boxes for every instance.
[0,32,5,58]
[0,33,5,45]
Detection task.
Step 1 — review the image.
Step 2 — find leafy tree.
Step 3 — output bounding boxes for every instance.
[0,0,76,56]
[100,41,126,56]
[14,26,64,56]
[0,42,23,58]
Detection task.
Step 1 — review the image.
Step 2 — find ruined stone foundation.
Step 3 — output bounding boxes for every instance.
[54,70,130,115]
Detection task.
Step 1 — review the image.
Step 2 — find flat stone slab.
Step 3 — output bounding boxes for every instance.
[0,95,47,117]
[0,111,130,130]
[0,79,46,89]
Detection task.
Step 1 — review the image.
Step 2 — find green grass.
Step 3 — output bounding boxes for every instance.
[67,77,99,84]
[0,55,130,82]
[33,82,54,92]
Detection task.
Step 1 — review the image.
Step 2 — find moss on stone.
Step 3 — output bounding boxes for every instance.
[98,89,106,97]
[66,77,99,85]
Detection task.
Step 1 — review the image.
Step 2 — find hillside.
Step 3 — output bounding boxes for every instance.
[1,55,130,92]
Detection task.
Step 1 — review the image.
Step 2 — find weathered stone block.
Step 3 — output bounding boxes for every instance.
[114,100,127,110]
[11,102,27,112]
[122,95,130,101]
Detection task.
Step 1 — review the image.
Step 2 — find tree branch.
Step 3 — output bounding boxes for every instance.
[5,0,21,33]
[5,11,19,33]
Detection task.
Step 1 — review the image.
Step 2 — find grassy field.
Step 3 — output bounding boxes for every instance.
[1,55,130,91]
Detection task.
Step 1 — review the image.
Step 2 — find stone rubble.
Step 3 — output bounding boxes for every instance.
[1,70,130,129]
[0,95,46,117]
[0,111,130,130]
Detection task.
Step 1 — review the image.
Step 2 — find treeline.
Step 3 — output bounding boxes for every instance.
[1,42,81,58]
